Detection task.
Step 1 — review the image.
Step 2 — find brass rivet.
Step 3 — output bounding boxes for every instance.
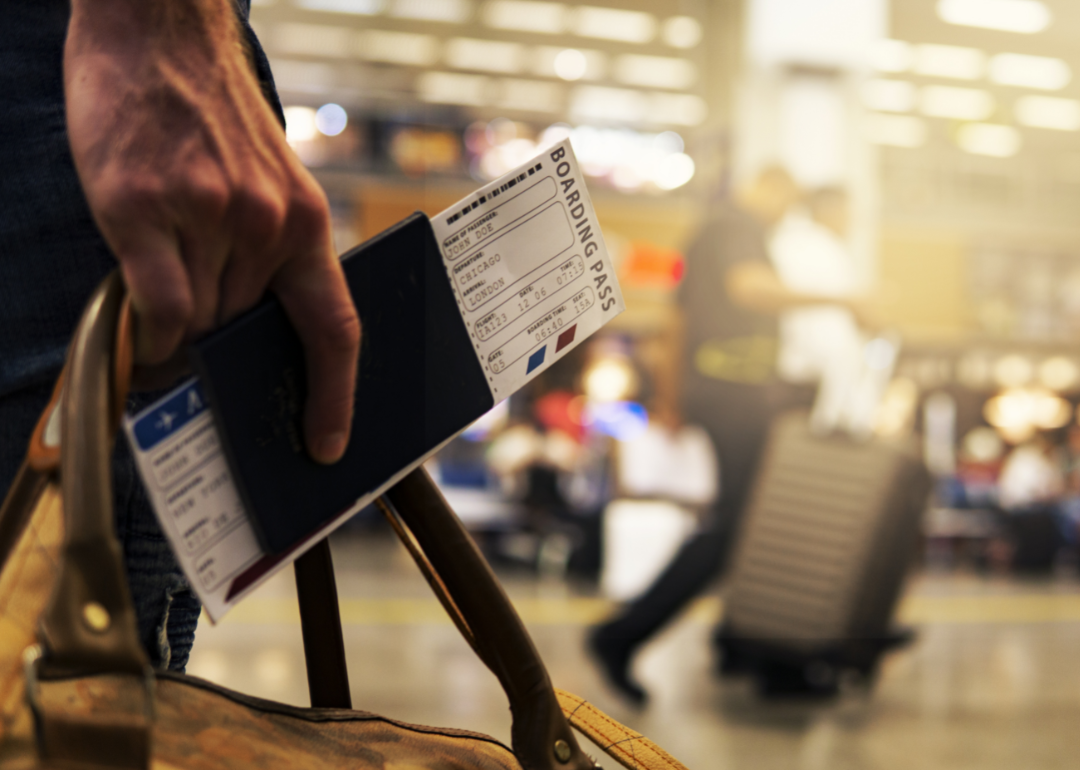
[83,602,111,633]
[554,739,572,763]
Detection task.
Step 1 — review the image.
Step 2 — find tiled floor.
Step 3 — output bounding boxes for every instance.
[187,532,1080,769]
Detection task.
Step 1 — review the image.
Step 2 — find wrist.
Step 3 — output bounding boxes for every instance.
[67,0,237,57]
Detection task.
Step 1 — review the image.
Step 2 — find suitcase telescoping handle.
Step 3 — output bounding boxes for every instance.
[29,273,598,770]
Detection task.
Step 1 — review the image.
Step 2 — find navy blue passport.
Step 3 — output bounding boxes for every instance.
[190,213,494,554]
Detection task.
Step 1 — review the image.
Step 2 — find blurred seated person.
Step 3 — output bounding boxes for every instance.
[588,170,878,705]
[486,390,607,577]
[992,433,1068,572]
[999,434,1064,512]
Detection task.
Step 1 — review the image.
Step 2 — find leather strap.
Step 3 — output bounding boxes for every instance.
[375,498,487,664]
[384,469,594,770]
[26,293,133,476]
[39,271,149,673]
[113,293,135,426]
[554,689,690,770]
[294,539,352,709]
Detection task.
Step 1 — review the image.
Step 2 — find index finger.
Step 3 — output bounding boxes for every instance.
[272,241,361,465]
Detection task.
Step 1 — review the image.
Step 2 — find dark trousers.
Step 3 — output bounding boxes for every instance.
[1,0,279,671]
[0,2,200,671]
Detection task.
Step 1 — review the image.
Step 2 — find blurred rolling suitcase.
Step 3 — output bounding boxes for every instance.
[717,336,931,695]
[717,413,929,694]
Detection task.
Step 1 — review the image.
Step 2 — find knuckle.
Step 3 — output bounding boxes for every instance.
[96,176,165,218]
[288,187,331,238]
[235,188,287,237]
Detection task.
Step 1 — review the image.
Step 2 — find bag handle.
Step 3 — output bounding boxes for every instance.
[380,472,595,770]
[376,479,690,770]
[38,270,148,676]
[19,272,154,770]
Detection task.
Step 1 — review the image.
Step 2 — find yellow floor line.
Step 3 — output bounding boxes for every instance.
[208,593,1080,627]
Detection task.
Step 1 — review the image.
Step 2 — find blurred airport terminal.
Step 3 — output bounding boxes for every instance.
[190,1,1080,766]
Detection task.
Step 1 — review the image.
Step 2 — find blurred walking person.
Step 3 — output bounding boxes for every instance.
[588,173,871,705]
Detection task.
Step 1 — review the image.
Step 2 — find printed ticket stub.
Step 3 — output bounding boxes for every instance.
[124,140,624,620]
[432,138,625,399]
[124,380,266,621]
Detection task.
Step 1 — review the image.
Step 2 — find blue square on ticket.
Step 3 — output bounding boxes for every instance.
[526,346,547,374]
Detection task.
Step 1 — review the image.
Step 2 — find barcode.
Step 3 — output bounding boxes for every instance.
[446,163,543,225]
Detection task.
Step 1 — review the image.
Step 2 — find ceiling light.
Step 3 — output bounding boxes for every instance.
[416,71,489,106]
[445,38,523,74]
[583,357,639,402]
[661,16,702,49]
[653,131,684,153]
[990,53,1071,90]
[533,46,604,80]
[961,426,1005,462]
[866,113,927,147]
[1038,356,1080,391]
[284,106,318,143]
[1016,95,1080,131]
[315,103,348,136]
[275,23,352,57]
[937,0,1051,34]
[920,85,994,120]
[614,55,696,90]
[571,6,656,44]
[862,79,917,113]
[914,44,986,81]
[570,86,647,124]
[495,79,562,112]
[266,60,336,93]
[390,0,471,23]
[357,30,439,66]
[553,49,587,81]
[653,153,695,190]
[985,387,1071,443]
[873,39,914,73]
[296,0,385,14]
[958,123,1021,157]
[648,93,707,127]
[481,1,566,33]
[993,354,1034,386]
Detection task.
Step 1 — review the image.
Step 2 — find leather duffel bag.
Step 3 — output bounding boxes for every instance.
[0,273,688,770]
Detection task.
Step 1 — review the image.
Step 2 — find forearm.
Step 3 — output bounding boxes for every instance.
[67,0,239,52]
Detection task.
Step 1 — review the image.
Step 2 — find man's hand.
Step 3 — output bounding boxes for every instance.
[65,0,360,464]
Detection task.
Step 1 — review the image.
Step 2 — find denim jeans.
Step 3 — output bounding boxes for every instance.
[1,0,280,672]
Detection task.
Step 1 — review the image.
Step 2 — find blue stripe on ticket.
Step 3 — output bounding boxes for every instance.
[526,346,547,374]
[131,379,209,451]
